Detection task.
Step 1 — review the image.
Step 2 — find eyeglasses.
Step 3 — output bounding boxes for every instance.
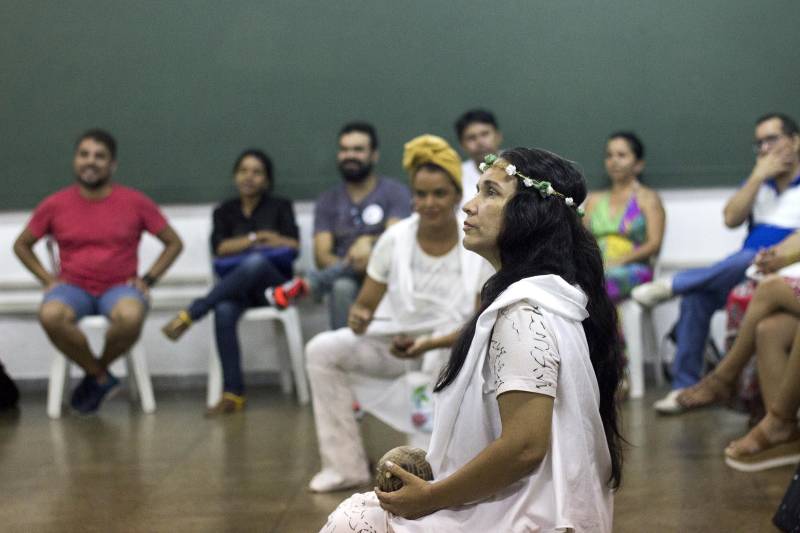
[752,134,786,153]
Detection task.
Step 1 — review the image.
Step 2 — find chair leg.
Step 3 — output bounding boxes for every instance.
[207,334,223,408]
[275,320,295,397]
[644,307,663,387]
[280,307,309,405]
[620,301,646,399]
[47,355,69,419]
[125,353,139,402]
[128,344,156,414]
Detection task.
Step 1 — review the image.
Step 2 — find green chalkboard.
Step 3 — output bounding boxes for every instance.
[1,0,798,210]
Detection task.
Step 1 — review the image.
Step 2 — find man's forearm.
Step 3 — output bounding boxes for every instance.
[143,241,182,283]
[723,176,762,228]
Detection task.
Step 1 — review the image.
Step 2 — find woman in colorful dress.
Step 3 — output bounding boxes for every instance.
[583,132,665,303]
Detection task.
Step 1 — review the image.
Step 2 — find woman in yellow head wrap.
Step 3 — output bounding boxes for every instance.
[306,134,492,494]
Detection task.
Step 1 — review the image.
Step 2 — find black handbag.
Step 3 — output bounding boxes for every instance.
[0,361,19,410]
[774,465,800,532]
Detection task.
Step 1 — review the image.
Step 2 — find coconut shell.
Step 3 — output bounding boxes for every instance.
[375,446,433,492]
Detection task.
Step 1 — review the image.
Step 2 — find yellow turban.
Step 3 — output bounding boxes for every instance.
[402,134,462,188]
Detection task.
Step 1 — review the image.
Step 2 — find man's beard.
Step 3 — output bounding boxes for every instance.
[75,170,111,190]
[338,159,373,183]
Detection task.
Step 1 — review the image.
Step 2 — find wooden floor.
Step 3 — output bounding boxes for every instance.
[0,384,792,532]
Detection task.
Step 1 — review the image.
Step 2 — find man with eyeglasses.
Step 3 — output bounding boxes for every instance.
[311,122,412,329]
[632,112,800,413]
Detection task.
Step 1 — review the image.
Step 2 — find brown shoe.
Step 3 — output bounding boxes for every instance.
[205,392,246,417]
[162,310,193,341]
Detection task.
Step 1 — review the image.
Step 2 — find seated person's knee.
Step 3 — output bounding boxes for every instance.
[109,299,146,329]
[756,274,786,295]
[755,314,784,340]
[38,301,75,329]
[213,300,241,325]
[305,331,337,369]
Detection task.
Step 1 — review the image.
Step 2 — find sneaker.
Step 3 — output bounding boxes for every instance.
[265,277,309,309]
[632,279,673,308]
[69,375,94,411]
[73,372,120,415]
[308,468,370,493]
[653,389,687,415]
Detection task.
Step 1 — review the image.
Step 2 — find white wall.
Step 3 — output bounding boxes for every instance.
[0,190,748,381]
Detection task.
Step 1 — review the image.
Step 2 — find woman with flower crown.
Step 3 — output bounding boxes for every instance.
[321,148,623,533]
[306,135,491,494]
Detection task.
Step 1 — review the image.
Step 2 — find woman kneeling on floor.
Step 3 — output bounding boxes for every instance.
[321,148,624,533]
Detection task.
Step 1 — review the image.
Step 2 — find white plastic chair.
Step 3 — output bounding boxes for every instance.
[618,299,662,398]
[47,317,156,418]
[206,304,309,407]
[44,238,156,418]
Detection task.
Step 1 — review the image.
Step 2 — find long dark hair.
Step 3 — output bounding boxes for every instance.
[435,147,624,489]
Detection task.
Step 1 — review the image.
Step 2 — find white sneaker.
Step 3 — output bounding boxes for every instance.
[632,279,673,308]
[308,468,370,493]
[653,389,687,414]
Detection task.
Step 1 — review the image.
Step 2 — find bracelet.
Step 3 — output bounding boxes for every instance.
[141,274,157,287]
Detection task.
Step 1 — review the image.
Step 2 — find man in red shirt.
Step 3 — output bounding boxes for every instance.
[13,129,183,414]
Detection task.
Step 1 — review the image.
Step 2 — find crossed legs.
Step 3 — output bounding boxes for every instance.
[678,275,800,409]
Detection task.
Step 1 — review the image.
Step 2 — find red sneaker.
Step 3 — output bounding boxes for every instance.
[265,277,309,309]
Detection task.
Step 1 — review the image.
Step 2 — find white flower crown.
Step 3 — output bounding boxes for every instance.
[479,154,584,216]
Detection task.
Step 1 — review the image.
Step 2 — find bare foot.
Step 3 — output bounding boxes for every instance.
[676,373,735,410]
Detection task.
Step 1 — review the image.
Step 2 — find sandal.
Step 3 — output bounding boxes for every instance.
[675,372,735,411]
[162,310,193,341]
[205,392,246,417]
[724,411,800,472]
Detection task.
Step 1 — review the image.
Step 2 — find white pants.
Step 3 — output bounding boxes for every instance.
[305,328,408,481]
[320,492,391,533]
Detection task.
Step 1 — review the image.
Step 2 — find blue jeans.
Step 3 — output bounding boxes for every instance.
[307,262,362,330]
[669,248,756,389]
[189,253,287,395]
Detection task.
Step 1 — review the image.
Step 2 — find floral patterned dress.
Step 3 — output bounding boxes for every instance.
[589,190,654,303]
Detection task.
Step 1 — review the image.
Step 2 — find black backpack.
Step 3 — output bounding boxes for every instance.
[0,361,19,410]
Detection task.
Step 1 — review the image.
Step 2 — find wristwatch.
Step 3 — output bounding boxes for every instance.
[248,232,257,245]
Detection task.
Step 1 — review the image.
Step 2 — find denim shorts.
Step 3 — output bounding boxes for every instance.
[43,283,148,321]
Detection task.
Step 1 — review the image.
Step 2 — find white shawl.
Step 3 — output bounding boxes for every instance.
[392,275,614,533]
